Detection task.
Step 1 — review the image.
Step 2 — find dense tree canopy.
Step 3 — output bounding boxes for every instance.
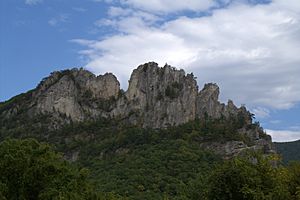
[185,153,300,200]
[0,138,120,200]
[0,117,300,199]
[275,140,300,164]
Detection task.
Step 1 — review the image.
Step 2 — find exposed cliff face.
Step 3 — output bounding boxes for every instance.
[200,139,275,160]
[34,73,84,121]
[196,83,251,122]
[1,62,253,128]
[31,68,120,121]
[116,62,198,128]
[196,83,223,119]
[0,62,275,157]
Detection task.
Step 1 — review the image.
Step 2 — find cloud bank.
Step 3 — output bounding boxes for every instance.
[266,129,300,142]
[118,0,216,13]
[72,0,300,112]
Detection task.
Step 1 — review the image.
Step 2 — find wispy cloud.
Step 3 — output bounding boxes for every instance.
[252,107,270,119]
[270,120,282,124]
[266,129,300,142]
[289,125,300,131]
[72,0,300,112]
[48,14,70,27]
[25,0,43,5]
[118,0,216,14]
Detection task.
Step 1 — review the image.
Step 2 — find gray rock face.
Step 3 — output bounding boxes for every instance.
[35,74,84,121]
[200,141,248,159]
[196,83,251,123]
[32,68,120,121]
[196,83,224,119]
[118,62,198,128]
[200,139,275,159]
[0,62,275,157]
[4,62,254,127]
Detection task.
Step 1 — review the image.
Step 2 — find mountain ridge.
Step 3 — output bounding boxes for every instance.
[1,62,251,128]
[275,140,300,164]
[0,62,275,158]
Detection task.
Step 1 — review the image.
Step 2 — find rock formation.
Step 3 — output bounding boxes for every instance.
[0,62,255,128]
[32,68,120,121]
[112,63,198,127]
[0,62,274,156]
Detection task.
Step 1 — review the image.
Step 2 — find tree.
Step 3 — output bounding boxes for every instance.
[205,153,291,200]
[286,162,300,200]
[0,138,118,200]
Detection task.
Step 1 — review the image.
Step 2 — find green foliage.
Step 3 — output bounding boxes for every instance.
[1,109,300,199]
[0,138,120,200]
[188,153,298,200]
[275,140,300,164]
[79,91,117,112]
[286,162,300,199]
[0,113,56,141]
[83,139,219,199]
[0,90,33,113]
[49,120,222,199]
[171,82,183,90]
[165,81,183,99]
[94,97,116,112]
[0,114,267,199]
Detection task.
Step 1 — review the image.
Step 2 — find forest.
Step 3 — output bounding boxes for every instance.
[1,117,300,199]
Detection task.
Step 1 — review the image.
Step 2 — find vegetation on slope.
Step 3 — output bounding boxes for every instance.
[1,104,299,199]
[275,140,300,164]
[1,138,300,200]
[0,138,121,200]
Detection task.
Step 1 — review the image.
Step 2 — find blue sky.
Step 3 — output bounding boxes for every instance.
[0,0,300,142]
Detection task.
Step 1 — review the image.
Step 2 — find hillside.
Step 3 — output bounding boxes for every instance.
[0,62,274,154]
[0,116,278,199]
[275,140,300,164]
[0,62,283,199]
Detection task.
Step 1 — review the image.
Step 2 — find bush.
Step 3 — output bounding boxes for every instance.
[0,138,119,200]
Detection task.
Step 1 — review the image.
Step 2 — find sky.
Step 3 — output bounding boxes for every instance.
[0,0,300,142]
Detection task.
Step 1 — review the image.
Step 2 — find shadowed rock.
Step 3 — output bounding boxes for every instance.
[2,62,254,128]
[0,62,275,158]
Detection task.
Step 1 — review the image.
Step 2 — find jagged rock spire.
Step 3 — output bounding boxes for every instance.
[1,62,251,128]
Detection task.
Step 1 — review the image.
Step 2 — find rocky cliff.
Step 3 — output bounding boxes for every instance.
[1,62,252,128]
[33,69,120,121]
[0,62,274,156]
[112,63,198,128]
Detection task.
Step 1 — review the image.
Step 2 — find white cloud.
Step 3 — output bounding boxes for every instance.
[94,7,159,30]
[106,7,160,23]
[118,0,216,14]
[108,6,132,17]
[252,107,270,118]
[48,19,58,26]
[48,14,70,27]
[72,0,300,110]
[266,129,300,142]
[72,29,194,84]
[25,0,43,5]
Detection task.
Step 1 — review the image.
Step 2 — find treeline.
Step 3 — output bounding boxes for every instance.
[189,153,300,200]
[0,139,121,200]
[1,114,299,199]
[275,140,300,164]
[1,138,300,200]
